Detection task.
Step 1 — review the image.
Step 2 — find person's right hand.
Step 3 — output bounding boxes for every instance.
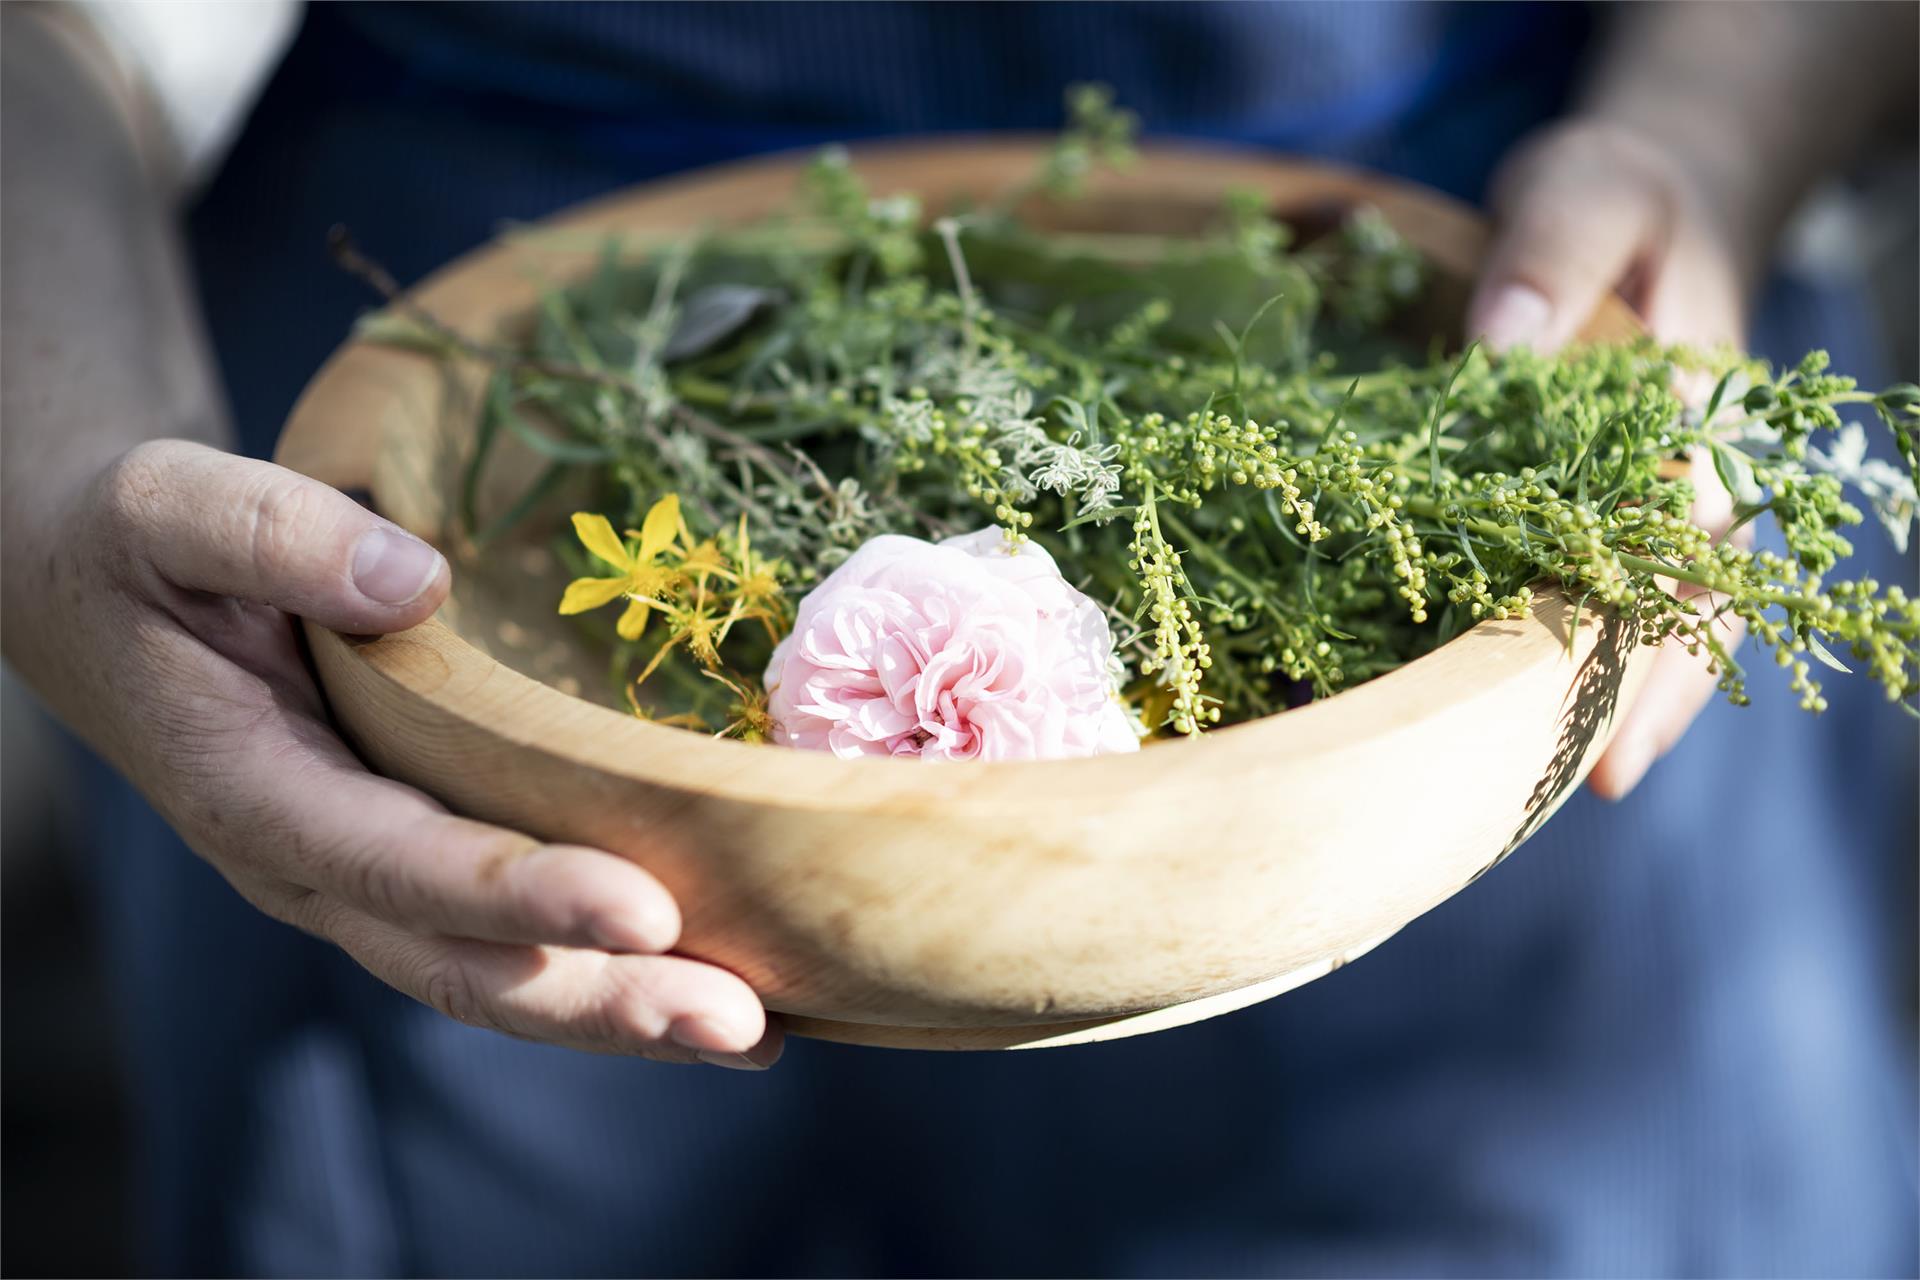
[17,439,781,1069]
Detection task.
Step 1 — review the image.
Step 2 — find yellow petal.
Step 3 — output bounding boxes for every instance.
[638,494,682,560]
[571,512,632,571]
[615,596,652,641]
[559,575,630,614]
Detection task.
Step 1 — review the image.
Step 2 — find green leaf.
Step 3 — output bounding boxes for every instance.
[1426,341,1478,496]
[460,369,510,535]
[474,461,571,548]
[1454,525,1488,580]
[662,285,782,362]
[1321,376,1361,450]
[1701,367,1735,428]
[354,311,462,356]
[1567,588,1594,657]
[1709,441,1763,507]
[1059,503,1135,532]
[1805,632,1852,674]
[498,405,614,463]
[1725,499,1774,539]
[1567,413,1613,503]
[1223,292,1288,404]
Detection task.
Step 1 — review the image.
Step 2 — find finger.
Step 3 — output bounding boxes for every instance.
[1468,130,1664,353]
[1588,638,1723,801]
[1686,448,1737,538]
[223,704,683,952]
[1641,213,1748,351]
[1591,451,1752,800]
[314,898,782,1068]
[101,438,449,632]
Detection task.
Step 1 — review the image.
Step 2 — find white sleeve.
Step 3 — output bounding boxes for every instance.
[73,0,304,185]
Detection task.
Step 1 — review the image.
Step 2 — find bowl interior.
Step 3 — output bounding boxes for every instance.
[332,142,1638,731]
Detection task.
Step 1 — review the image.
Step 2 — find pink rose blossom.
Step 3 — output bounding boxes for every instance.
[764,528,1140,761]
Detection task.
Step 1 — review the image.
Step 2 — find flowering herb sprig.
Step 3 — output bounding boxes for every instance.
[354,89,1919,739]
[558,493,790,738]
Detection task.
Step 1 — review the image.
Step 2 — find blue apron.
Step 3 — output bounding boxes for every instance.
[89,4,1915,1274]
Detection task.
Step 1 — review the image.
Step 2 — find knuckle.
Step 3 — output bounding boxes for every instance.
[318,813,521,936]
[93,442,180,559]
[334,837,414,922]
[285,806,419,923]
[1496,120,1673,218]
[455,822,553,935]
[174,736,331,877]
[253,882,323,932]
[204,861,324,933]
[420,960,483,1026]
[1562,121,1681,193]
[588,968,673,1047]
[574,996,638,1048]
[242,471,329,577]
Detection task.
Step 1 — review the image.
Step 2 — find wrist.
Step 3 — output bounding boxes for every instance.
[0,447,112,678]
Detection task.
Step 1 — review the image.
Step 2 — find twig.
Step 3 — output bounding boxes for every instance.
[328,225,637,394]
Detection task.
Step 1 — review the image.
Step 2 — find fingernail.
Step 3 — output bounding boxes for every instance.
[671,1014,781,1070]
[1475,284,1553,353]
[351,525,445,605]
[696,1049,768,1072]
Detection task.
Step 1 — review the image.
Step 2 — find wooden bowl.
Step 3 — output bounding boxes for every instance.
[277,141,1652,1050]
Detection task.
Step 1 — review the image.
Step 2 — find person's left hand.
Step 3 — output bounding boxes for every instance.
[1466,118,1753,799]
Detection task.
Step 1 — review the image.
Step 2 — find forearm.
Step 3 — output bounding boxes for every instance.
[1,7,230,677]
[1578,0,1916,280]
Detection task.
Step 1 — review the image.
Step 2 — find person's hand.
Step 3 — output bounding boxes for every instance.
[22,439,781,1069]
[1467,119,1751,800]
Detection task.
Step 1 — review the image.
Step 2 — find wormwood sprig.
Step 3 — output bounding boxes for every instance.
[351,88,1920,737]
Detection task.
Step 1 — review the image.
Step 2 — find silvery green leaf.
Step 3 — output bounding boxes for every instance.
[1806,633,1852,675]
[1802,422,1917,554]
[1866,471,1914,554]
[1825,422,1870,472]
[661,285,782,361]
[1709,442,1764,507]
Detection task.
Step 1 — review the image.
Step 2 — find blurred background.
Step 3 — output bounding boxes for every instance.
[3,2,1916,1275]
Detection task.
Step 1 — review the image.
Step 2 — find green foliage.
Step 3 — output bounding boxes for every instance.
[1035,82,1140,198]
[426,90,1919,735]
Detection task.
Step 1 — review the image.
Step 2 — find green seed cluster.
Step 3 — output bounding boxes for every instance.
[1130,487,1215,733]
[457,96,1920,738]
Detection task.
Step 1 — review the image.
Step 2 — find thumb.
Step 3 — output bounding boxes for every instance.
[1468,130,1663,354]
[110,439,449,632]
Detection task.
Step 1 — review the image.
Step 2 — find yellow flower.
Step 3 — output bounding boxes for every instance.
[634,595,744,684]
[728,514,789,629]
[558,495,683,641]
[702,669,775,743]
[678,537,734,587]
